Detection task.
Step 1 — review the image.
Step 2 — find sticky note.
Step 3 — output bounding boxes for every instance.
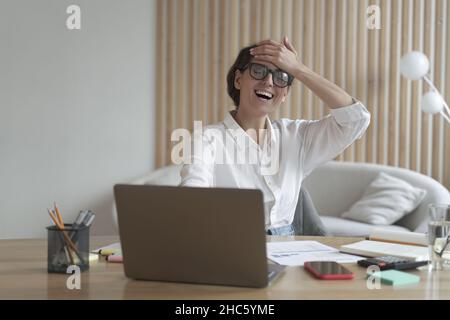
[368,270,420,286]
[89,253,99,262]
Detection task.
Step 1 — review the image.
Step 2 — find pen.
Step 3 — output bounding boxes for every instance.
[84,214,95,227]
[75,210,89,226]
[67,210,95,245]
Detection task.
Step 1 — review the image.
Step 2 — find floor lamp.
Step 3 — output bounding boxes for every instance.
[400,51,450,124]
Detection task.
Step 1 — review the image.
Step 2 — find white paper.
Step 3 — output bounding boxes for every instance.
[91,242,121,253]
[340,240,429,260]
[370,228,428,246]
[266,240,364,266]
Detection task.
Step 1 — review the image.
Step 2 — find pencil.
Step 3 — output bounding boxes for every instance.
[48,209,75,265]
[50,210,79,252]
[54,202,64,226]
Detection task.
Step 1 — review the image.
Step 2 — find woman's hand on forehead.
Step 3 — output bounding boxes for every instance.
[250,36,306,79]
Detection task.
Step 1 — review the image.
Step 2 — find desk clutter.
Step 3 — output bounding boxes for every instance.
[46,203,95,273]
[94,229,430,286]
[93,242,123,263]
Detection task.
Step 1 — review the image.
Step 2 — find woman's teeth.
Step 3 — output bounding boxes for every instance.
[255,90,274,100]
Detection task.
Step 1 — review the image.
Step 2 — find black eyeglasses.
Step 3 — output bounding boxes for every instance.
[240,63,294,88]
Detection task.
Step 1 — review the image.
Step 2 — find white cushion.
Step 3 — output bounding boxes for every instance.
[321,216,410,237]
[341,172,427,225]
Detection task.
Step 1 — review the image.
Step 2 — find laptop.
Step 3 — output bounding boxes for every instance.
[113,184,285,288]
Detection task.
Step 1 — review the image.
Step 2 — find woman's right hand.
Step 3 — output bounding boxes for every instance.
[250,36,308,79]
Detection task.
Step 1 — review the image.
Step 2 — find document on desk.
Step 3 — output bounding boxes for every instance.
[266,241,364,266]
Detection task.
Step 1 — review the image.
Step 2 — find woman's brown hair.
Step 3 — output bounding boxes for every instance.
[226,44,257,108]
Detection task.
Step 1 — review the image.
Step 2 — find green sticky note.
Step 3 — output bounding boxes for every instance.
[369,270,420,286]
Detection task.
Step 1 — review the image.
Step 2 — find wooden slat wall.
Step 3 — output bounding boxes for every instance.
[156,0,450,189]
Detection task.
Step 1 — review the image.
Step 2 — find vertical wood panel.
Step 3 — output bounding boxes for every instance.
[388,0,400,167]
[251,0,261,43]
[281,0,293,119]
[367,0,379,163]
[433,0,444,182]
[336,0,346,162]
[318,0,326,119]
[427,0,436,177]
[438,0,447,184]
[260,0,270,41]
[155,0,166,167]
[291,0,302,120]
[229,0,239,59]
[270,0,282,120]
[445,0,450,189]
[313,0,322,120]
[197,0,206,123]
[421,0,432,176]
[324,0,335,93]
[303,0,313,121]
[218,0,228,120]
[165,0,175,165]
[239,0,250,48]
[188,0,197,131]
[356,0,368,163]
[208,0,218,124]
[344,0,356,161]
[410,0,422,171]
[378,0,391,165]
[156,0,450,188]
[399,0,411,168]
[176,0,185,131]
[417,0,425,173]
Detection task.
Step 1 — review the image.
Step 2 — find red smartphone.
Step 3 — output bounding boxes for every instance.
[304,261,354,280]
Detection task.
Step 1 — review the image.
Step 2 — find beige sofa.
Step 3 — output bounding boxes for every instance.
[113,161,450,237]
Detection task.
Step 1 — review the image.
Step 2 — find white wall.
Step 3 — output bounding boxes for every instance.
[0,0,156,238]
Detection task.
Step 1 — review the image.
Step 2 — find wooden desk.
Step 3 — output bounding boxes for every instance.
[1,236,449,299]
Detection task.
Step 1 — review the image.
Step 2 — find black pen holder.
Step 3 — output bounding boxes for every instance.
[46,224,90,273]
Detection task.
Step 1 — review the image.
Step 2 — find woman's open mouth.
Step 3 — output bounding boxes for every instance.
[254,89,274,102]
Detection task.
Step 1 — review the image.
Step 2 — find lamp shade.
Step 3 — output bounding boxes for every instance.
[422,91,444,114]
[400,51,430,80]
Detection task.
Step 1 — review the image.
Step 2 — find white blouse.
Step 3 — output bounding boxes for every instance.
[179,100,371,230]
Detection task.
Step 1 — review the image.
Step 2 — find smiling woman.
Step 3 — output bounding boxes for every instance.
[179,37,371,236]
[227,49,294,121]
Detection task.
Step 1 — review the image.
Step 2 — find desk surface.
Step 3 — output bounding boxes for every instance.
[1,235,449,299]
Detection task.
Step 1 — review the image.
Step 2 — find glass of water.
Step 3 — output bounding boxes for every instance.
[428,204,450,270]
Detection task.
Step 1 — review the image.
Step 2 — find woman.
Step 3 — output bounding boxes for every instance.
[179,36,370,236]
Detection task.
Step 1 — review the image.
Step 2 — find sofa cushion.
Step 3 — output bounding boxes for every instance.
[303,161,450,233]
[341,172,427,225]
[321,216,411,237]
